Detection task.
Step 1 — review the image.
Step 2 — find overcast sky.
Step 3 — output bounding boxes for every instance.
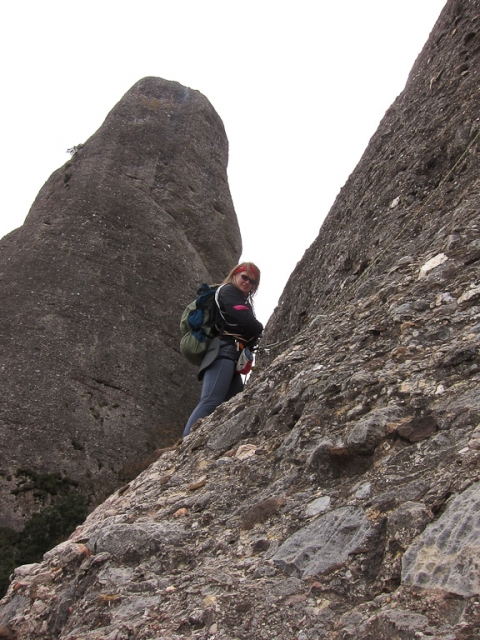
[1,0,446,323]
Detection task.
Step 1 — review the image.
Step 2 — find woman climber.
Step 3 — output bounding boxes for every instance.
[183,262,263,437]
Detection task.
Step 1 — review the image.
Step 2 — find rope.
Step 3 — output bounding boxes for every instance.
[259,128,480,354]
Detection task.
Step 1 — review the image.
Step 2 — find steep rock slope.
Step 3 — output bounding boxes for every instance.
[0,77,241,531]
[2,2,480,639]
[264,0,479,350]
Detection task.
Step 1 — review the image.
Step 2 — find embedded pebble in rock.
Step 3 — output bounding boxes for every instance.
[395,414,438,442]
[346,405,407,454]
[305,496,331,517]
[387,501,432,546]
[390,196,401,209]
[354,482,372,500]
[273,507,372,577]
[235,444,257,460]
[3,2,480,639]
[458,283,480,306]
[418,252,448,278]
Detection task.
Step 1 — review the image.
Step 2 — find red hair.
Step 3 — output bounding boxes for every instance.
[223,262,261,296]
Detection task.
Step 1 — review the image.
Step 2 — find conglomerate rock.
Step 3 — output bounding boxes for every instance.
[2,1,480,638]
[262,0,480,350]
[402,480,480,598]
[0,77,241,531]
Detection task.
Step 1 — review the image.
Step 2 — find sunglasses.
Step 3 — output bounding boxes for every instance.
[240,273,256,285]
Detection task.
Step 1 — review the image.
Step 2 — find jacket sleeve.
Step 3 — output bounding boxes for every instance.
[218,285,263,338]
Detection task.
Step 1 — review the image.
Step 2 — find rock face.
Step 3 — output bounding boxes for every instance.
[263,0,480,350]
[402,480,480,598]
[0,77,241,531]
[2,2,480,639]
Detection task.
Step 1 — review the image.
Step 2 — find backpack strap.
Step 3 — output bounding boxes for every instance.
[214,283,247,338]
[214,284,229,325]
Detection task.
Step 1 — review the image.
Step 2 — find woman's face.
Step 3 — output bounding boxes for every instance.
[233,271,256,296]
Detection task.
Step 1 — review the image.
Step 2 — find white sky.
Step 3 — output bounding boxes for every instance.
[1,0,446,323]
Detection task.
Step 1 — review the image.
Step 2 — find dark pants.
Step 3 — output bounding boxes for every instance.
[183,343,243,437]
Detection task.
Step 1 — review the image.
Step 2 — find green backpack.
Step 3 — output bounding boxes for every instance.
[180,284,223,366]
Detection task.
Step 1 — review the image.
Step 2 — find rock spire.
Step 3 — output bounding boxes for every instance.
[0,77,241,531]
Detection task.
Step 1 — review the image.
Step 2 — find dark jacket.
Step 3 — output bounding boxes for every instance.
[197,284,263,379]
[216,284,263,346]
